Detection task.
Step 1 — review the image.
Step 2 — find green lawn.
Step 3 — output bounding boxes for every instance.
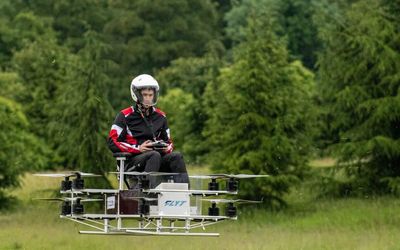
[1,164,400,250]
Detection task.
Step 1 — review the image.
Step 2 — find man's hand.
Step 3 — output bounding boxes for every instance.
[162,145,169,153]
[139,140,153,152]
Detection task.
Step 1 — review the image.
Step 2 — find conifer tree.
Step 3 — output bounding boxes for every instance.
[156,45,224,162]
[225,0,320,69]
[204,16,315,206]
[318,0,400,195]
[53,31,114,187]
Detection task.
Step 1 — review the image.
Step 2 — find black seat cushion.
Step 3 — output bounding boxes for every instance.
[112,152,133,158]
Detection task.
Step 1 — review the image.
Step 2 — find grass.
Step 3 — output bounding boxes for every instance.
[1,162,400,250]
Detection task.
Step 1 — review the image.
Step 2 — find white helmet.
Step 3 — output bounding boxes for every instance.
[130,74,160,106]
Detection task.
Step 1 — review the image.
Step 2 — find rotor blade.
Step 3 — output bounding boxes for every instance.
[72,172,102,177]
[109,171,179,176]
[227,174,269,179]
[140,171,180,176]
[34,172,101,178]
[33,197,65,201]
[123,197,158,201]
[189,175,220,179]
[33,197,103,202]
[189,174,269,179]
[62,189,119,194]
[34,173,74,178]
[80,198,103,202]
[209,174,269,179]
[201,198,263,204]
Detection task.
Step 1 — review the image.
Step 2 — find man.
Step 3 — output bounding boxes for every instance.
[107,74,189,188]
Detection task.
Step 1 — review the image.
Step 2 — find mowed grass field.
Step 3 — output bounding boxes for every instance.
[1,164,400,250]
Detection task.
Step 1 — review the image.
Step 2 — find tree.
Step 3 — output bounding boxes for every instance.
[204,16,316,207]
[8,17,66,166]
[12,38,69,141]
[0,9,55,68]
[157,88,196,159]
[0,97,49,206]
[102,0,220,109]
[156,44,225,162]
[317,0,400,195]
[211,0,233,49]
[3,0,111,52]
[104,0,219,74]
[225,0,321,69]
[51,31,115,187]
[156,42,225,97]
[0,72,24,102]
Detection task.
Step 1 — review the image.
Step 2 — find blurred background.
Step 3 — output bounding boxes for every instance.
[0,0,399,249]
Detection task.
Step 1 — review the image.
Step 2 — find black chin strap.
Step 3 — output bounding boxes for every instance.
[137,104,157,141]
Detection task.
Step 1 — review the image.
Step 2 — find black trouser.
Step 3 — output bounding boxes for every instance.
[125,151,189,188]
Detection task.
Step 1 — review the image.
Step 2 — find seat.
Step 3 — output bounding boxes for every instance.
[112,152,133,158]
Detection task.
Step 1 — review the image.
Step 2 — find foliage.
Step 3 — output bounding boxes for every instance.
[317,0,400,195]
[51,32,115,187]
[12,38,69,140]
[0,97,49,205]
[225,0,320,68]
[0,0,399,208]
[203,16,316,207]
[156,45,225,162]
[157,88,196,160]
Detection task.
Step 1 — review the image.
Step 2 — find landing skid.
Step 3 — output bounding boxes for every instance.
[79,230,219,237]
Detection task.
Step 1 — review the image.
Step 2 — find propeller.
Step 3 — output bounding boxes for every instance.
[109,171,179,176]
[33,197,103,202]
[34,171,101,178]
[201,198,263,204]
[123,197,158,202]
[189,175,218,179]
[190,174,269,179]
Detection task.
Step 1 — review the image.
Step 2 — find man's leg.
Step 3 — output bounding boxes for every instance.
[160,152,189,184]
[125,151,162,188]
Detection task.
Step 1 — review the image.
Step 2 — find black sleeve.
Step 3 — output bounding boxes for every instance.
[158,117,173,153]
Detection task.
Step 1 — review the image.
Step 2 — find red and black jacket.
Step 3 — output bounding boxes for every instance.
[107,105,173,155]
